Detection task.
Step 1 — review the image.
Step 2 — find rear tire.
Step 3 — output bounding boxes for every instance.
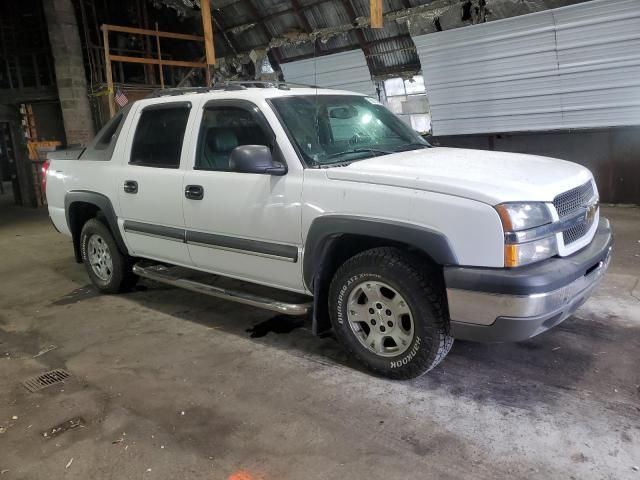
[328,247,453,379]
[80,218,137,293]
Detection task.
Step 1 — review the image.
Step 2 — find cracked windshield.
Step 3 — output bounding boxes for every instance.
[270,95,430,166]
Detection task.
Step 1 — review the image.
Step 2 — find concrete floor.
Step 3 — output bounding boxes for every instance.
[0,190,639,479]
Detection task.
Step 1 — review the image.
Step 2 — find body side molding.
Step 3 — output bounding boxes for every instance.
[121,220,299,262]
[124,220,185,242]
[186,230,298,262]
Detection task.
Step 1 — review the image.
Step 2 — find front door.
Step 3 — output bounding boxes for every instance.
[117,101,194,267]
[181,99,304,292]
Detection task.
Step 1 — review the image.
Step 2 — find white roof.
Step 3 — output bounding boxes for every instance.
[136,86,369,108]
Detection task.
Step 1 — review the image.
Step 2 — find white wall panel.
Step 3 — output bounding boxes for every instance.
[554,0,640,129]
[280,50,376,96]
[414,0,640,135]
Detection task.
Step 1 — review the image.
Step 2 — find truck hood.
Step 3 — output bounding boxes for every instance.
[324,147,593,205]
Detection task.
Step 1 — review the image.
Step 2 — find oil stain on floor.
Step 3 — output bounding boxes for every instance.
[51,285,99,306]
[246,315,306,338]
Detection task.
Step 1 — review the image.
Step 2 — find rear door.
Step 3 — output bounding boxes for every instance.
[116,100,195,266]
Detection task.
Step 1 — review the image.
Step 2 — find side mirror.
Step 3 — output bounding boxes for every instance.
[423,134,439,147]
[229,145,286,176]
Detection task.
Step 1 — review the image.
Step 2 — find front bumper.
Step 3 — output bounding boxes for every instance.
[445,218,613,343]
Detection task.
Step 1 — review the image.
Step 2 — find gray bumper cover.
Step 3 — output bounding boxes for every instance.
[445,218,613,343]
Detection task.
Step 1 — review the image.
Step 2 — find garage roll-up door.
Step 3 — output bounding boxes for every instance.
[280,50,376,97]
[414,0,640,136]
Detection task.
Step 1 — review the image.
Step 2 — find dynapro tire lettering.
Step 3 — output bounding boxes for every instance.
[80,233,87,261]
[390,337,421,368]
[336,283,349,325]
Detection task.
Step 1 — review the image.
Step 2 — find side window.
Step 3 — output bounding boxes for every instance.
[195,106,270,171]
[130,105,190,168]
[79,106,129,161]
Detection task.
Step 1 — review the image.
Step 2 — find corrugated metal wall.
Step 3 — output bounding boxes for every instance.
[414,0,640,136]
[280,50,376,96]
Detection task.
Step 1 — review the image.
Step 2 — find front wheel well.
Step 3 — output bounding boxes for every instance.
[310,234,443,335]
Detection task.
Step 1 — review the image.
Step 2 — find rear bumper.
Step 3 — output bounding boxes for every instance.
[445,218,612,343]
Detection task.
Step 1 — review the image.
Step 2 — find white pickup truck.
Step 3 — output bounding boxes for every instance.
[46,84,612,379]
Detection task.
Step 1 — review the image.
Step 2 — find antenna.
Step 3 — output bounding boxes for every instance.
[313,37,319,155]
[313,37,318,90]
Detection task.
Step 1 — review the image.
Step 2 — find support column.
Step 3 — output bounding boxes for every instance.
[43,0,94,146]
[200,0,216,85]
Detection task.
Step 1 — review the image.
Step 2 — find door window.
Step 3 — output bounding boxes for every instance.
[195,106,270,171]
[130,105,190,168]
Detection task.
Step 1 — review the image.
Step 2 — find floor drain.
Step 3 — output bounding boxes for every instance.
[22,369,71,392]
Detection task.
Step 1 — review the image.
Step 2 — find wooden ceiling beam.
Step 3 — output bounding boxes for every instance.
[370,0,383,28]
[200,0,216,66]
[101,24,203,42]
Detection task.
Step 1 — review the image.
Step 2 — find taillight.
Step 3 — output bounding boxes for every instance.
[41,160,50,195]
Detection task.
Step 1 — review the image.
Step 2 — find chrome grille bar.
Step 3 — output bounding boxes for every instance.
[553,181,595,218]
[553,181,597,245]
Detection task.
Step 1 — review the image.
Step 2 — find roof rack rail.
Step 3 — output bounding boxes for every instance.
[145,86,213,98]
[145,81,322,98]
[212,80,320,90]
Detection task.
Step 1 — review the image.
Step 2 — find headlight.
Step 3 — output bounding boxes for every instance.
[495,203,552,231]
[495,202,557,267]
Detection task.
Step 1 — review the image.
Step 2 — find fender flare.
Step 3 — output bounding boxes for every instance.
[303,215,458,335]
[303,215,458,290]
[64,190,128,262]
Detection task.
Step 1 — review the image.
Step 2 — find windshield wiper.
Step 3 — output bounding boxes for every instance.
[393,142,431,152]
[323,147,394,161]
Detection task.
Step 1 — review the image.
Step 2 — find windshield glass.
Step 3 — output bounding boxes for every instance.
[270,95,430,167]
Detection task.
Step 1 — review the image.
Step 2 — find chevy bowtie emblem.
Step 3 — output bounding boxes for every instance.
[585,201,598,223]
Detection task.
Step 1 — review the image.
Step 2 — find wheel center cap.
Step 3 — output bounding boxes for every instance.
[379,304,395,329]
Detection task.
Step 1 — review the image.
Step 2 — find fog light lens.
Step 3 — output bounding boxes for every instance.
[504,236,558,267]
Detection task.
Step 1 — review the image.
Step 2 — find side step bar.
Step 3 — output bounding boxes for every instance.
[133,264,312,316]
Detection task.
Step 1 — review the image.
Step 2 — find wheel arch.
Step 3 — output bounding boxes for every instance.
[304,216,457,335]
[64,191,128,263]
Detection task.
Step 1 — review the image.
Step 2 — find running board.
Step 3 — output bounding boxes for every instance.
[132,263,312,316]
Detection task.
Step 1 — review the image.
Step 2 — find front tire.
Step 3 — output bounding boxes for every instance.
[80,218,137,293]
[328,247,453,379]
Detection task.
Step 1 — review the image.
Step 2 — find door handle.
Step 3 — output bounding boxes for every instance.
[185,185,204,200]
[124,180,138,194]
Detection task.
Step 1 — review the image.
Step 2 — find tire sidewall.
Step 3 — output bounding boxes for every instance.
[330,258,444,377]
[80,219,125,292]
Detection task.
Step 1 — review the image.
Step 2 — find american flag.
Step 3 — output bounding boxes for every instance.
[115,88,128,107]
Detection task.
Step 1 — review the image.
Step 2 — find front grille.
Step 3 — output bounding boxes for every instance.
[563,219,591,245]
[553,181,594,218]
[553,181,597,246]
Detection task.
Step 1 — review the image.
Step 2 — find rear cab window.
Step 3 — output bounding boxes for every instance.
[130,102,191,168]
[79,105,130,161]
